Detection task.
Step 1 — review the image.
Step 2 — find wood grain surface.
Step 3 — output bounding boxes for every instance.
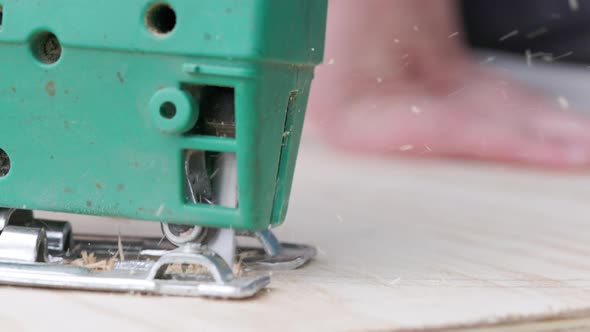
[2,137,588,332]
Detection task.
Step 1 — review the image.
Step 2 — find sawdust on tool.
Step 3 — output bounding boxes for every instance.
[165,254,249,276]
[165,263,210,275]
[233,250,259,276]
[69,251,117,271]
[117,228,125,261]
[67,249,249,276]
[67,231,251,276]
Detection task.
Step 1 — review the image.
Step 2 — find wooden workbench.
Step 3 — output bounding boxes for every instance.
[2,136,590,332]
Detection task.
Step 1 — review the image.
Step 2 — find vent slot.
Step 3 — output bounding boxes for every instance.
[182,84,236,138]
[184,150,237,208]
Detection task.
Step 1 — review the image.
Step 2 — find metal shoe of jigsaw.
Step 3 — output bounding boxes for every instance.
[0,0,327,298]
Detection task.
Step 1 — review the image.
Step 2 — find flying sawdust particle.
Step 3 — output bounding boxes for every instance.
[480,56,496,65]
[525,49,533,67]
[557,96,570,109]
[117,227,125,261]
[526,27,548,39]
[499,30,519,42]
[399,144,414,152]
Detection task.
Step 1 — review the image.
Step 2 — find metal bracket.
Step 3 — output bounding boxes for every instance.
[0,208,314,298]
[0,245,269,298]
[135,229,317,271]
[0,210,269,299]
[237,230,316,271]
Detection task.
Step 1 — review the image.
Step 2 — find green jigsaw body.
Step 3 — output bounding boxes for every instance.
[0,0,327,230]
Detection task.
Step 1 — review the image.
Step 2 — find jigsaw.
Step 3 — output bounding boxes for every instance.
[0,0,327,298]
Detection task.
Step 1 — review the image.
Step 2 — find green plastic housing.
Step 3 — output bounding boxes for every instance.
[0,0,327,230]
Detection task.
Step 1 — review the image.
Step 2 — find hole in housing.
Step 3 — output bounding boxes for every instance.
[184,150,238,208]
[160,102,177,119]
[30,31,62,64]
[0,148,10,177]
[145,3,177,36]
[182,85,236,138]
[0,6,4,30]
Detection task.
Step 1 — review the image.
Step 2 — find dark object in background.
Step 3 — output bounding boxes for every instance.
[461,0,590,63]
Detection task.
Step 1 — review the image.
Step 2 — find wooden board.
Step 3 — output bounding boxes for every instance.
[2,136,590,332]
[4,51,590,331]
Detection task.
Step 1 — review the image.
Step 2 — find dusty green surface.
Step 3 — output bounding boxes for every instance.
[0,0,327,229]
